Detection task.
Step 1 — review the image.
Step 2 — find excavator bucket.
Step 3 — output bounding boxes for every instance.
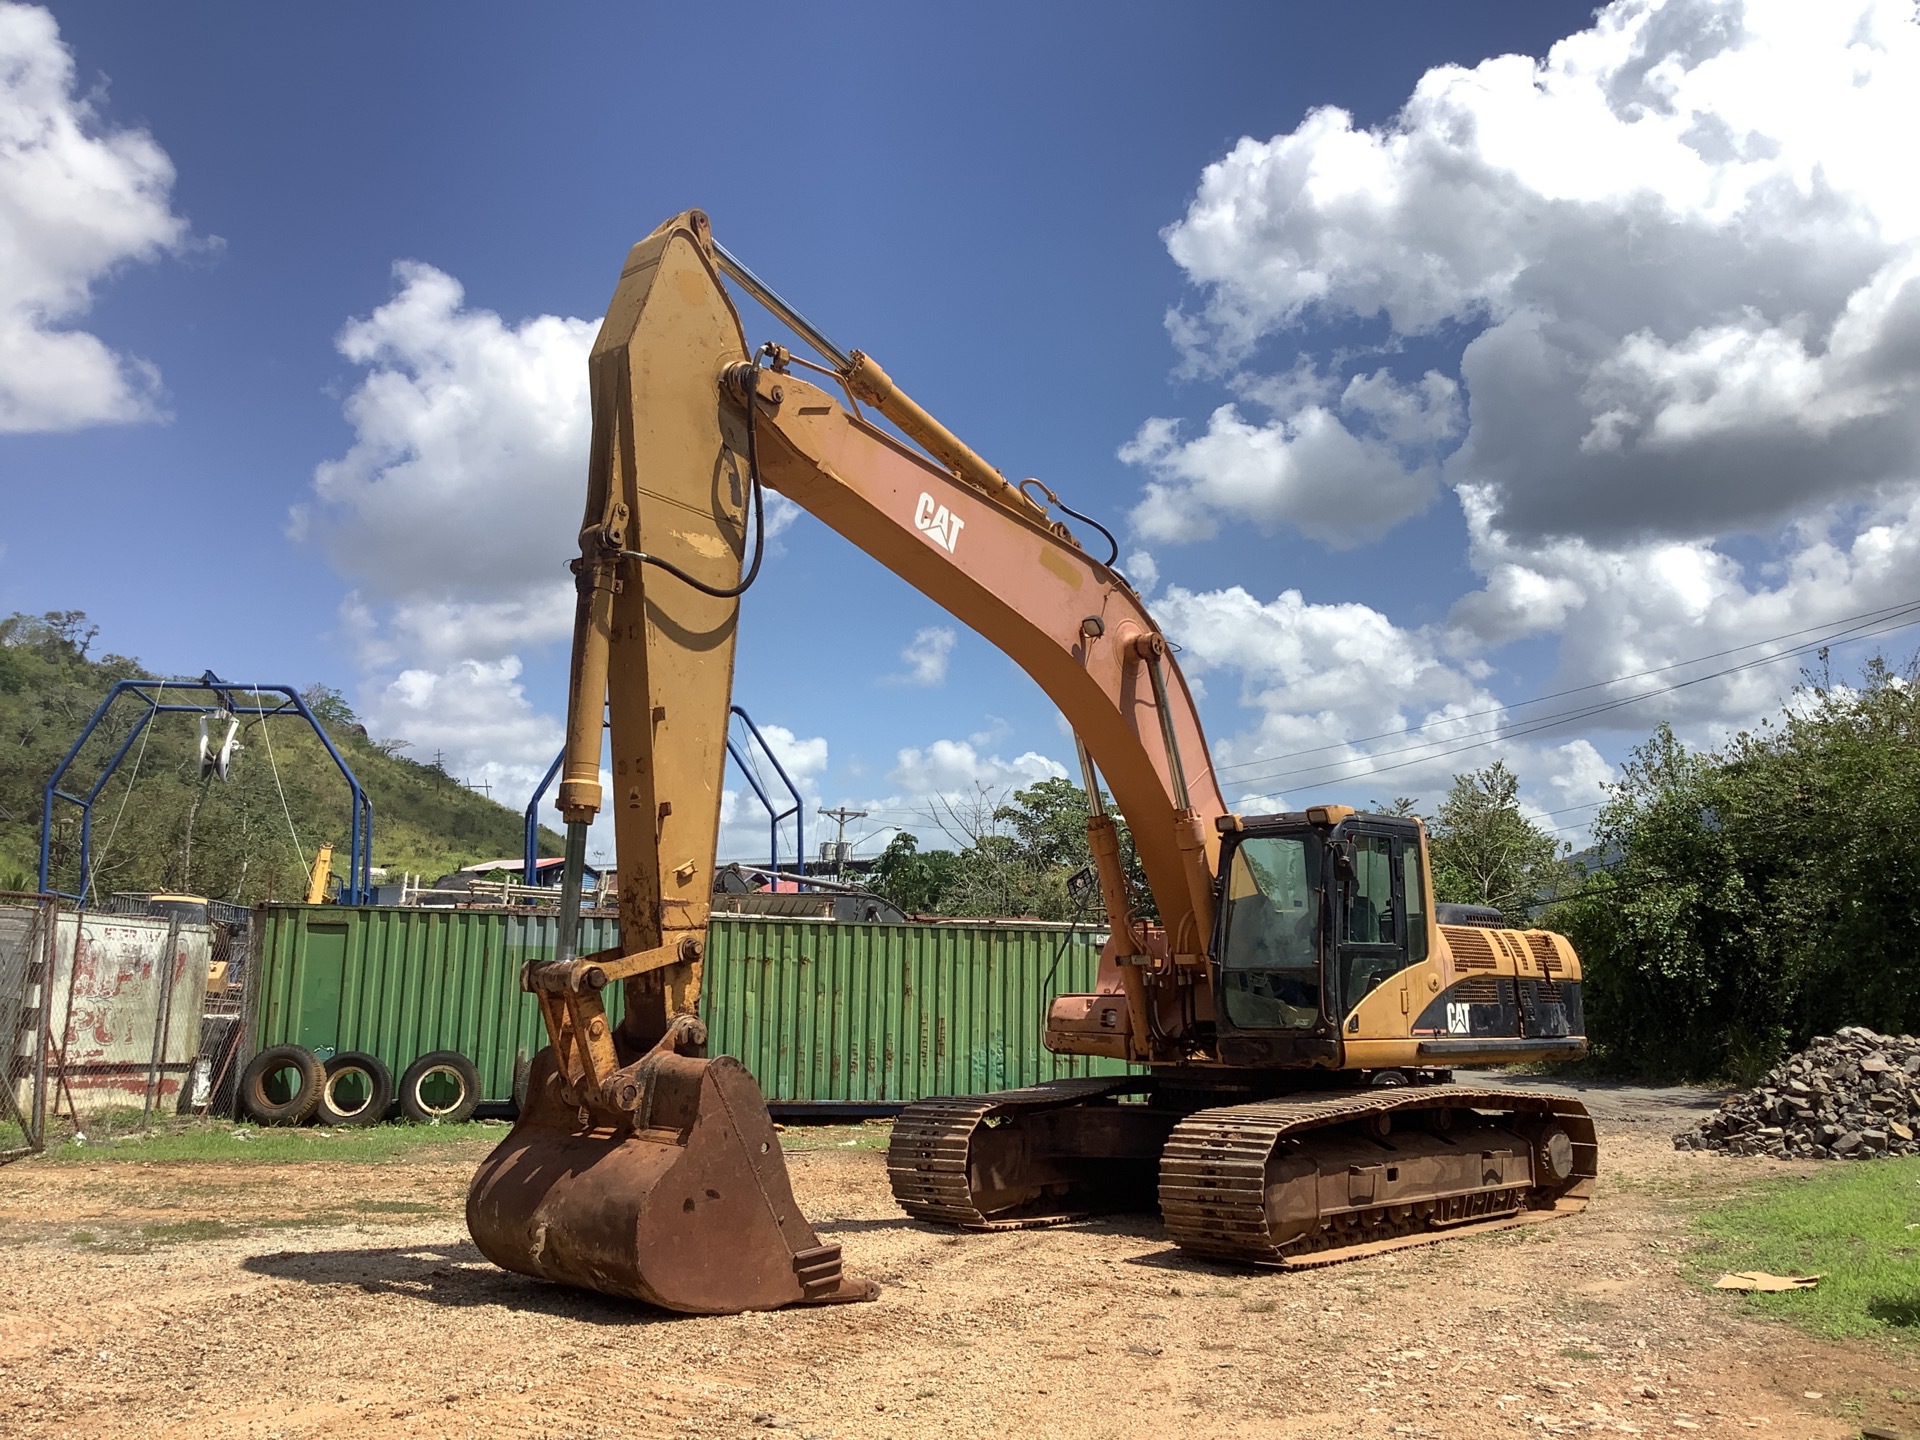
[469,1045,876,1313]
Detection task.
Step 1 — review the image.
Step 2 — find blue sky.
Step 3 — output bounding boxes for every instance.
[6,1,1920,868]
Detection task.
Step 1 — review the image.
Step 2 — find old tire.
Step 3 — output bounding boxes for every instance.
[316,1051,394,1127]
[239,1044,325,1126]
[398,1050,481,1125]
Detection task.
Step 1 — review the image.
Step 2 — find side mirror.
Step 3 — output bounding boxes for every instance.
[1330,838,1356,883]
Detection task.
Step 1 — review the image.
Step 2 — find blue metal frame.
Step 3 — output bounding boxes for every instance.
[39,680,373,904]
[728,706,805,879]
[521,704,805,883]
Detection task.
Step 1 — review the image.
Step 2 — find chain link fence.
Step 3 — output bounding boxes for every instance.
[0,893,55,1161]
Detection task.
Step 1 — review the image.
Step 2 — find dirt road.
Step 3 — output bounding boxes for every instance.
[0,1093,1912,1440]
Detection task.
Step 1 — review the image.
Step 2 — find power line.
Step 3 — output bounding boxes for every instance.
[1212,595,1920,778]
[1223,601,1920,797]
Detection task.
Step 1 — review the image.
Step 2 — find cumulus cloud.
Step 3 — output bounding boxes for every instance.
[1125,0,1920,818]
[1157,0,1920,548]
[1153,582,1610,831]
[887,739,1066,797]
[0,3,191,431]
[1122,367,1456,547]
[301,262,598,794]
[883,625,956,687]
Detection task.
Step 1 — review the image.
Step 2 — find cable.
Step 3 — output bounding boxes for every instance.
[1213,595,1920,778]
[1054,498,1119,569]
[253,688,312,887]
[617,353,769,599]
[1224,602,1920,796]
[87,680,164,898]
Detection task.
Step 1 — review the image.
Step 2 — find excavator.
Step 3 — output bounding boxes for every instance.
[466,210,1596,1314]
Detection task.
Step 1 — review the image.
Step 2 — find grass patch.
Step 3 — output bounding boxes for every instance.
[1692,1155,1920,1342]
[33,1118,507,1166]
[778,1122,892,1152]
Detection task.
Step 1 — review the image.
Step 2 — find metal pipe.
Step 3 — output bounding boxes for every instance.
[1144,649,1193,813]
[712,237,1049,526]
[712,239,851,372]
[1073,734,1106,817]
[554,821,588,967]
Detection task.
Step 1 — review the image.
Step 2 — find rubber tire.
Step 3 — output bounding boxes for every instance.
[316,1051,395,1127]
[398,1050,482,1125]
[239,1044,325,1126]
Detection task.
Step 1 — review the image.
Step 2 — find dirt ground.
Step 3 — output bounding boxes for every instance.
[1,1084,1915,1440]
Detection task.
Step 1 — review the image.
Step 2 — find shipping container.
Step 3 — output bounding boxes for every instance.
[250,905,1126,1110]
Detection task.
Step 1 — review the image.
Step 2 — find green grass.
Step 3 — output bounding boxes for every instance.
[34,1118,508,1165]
[778,1121,893,1152]
[1692,1155,1920,1342]
[30,1116,887,1165]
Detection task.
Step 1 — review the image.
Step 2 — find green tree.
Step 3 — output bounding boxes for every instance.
[868,830,959,914]
[1427,761,1562,916]
[1553,657,1920,1081]
[869,777,1149,923]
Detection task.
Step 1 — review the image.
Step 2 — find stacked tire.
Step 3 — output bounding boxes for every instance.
[238,1045,481,1126]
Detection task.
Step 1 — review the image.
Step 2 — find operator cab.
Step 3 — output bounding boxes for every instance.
[1210,808,1428,1068]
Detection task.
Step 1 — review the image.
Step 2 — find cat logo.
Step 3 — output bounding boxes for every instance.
[1446,1002,1472,1035]
[914,492,965,554]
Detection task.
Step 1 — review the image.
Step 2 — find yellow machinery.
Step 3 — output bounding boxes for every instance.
[466,212,1595,1314]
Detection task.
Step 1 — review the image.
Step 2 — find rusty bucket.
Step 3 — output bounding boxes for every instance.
[467,1046,879,1314]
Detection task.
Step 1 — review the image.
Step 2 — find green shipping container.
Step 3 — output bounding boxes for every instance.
[250,904,1126,1108]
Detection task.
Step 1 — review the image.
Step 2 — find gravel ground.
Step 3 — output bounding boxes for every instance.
[0,1087,1913,1440]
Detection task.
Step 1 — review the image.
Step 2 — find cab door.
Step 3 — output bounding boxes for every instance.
[1334,826,1414,1032]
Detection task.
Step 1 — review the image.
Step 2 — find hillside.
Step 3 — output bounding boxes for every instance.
[0,611,561,901]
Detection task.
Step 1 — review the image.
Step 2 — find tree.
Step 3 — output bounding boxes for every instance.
[872,777,1150,922]
[869,831,959,915]
[1427,761,1562,916]
[301,684,358,732]
[1553,657,1920,1081]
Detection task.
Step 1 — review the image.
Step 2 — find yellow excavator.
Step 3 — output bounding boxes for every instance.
[465,211,1596,1314]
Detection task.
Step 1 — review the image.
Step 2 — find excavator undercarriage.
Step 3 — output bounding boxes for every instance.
[889,1078,1596,1267]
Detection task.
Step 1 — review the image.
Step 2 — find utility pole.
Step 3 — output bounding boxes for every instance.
[816,806,867,876]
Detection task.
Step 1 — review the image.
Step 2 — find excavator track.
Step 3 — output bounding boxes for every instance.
[1159,1086,1596,1268]
[887,1077,1150,1229]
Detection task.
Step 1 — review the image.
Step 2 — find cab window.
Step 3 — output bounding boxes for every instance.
[1218,834,1321,1031]
[1401,841,1428,965]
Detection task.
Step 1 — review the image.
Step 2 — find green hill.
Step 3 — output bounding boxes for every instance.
[0,611,562,901]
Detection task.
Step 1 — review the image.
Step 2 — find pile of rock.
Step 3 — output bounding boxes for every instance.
[1675,1027,1920,1159]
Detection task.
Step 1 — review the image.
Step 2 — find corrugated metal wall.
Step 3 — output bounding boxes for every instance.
[253,906,1123,1106]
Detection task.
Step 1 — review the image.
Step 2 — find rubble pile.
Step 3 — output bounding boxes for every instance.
[1675,1027,1920,1159]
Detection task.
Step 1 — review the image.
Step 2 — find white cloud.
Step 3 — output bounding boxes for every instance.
[0,3,191,431]
[1152,582,1612,834]
[303,262,597,797]
[1126,0,1920,822]
[1121,366,1455,547]
[1123,549,1159,596]
[887,738,1065,797]
[883,625,956,687]
[1156,0,1920,547]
